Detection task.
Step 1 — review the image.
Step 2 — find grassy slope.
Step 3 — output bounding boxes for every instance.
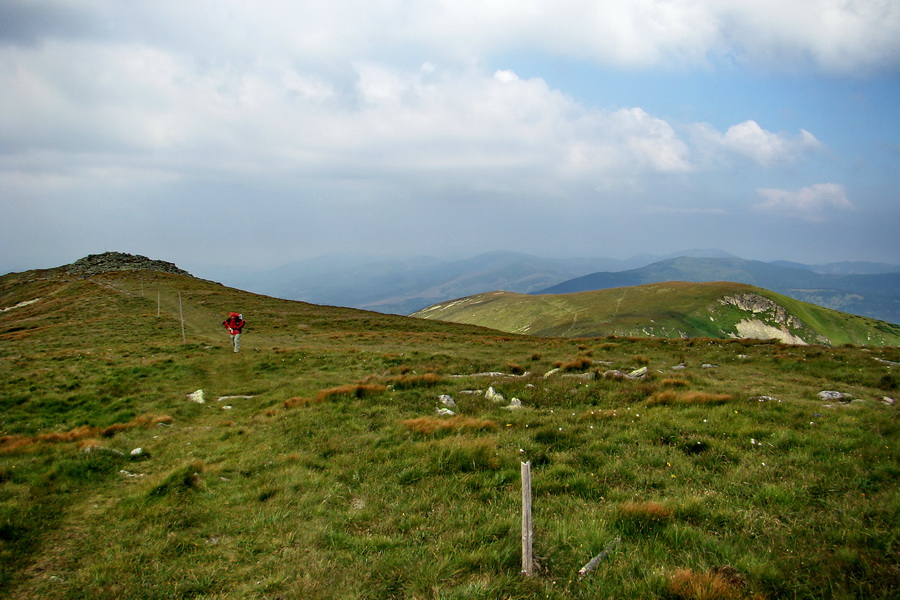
[1,269,899,599]
[412,282,900,346]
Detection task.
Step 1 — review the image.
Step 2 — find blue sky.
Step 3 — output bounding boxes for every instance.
[1,0,898,276]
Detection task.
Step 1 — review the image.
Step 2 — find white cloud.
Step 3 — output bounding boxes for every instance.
[754,183,856,221]
[2,1,897,73]
[692,120,822,166]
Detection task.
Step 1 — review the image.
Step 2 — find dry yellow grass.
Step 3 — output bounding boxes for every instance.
[646,390,734,406]
[0,414,174,453]
[402,416,499,435]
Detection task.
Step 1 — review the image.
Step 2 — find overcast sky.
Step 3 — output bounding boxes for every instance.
[2,0,899,276]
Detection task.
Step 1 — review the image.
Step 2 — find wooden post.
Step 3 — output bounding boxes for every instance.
[578,536,620,577]
[178,291,186,344]
[521,461,533,576]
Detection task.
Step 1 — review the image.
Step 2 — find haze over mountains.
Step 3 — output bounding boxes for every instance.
[212,250,900,325]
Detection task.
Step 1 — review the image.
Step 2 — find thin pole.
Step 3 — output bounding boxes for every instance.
[178,291,186,344]
[578,537,620,577]
[521,461,533,576]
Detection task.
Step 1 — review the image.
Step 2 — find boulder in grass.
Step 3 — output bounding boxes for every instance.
[818,390,852,402]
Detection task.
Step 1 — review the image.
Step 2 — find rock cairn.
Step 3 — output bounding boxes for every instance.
[66,252,193,278]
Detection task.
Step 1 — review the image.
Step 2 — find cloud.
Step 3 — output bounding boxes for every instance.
[754,183,856,221]
[2,1,897,74]
[692,120,822,166]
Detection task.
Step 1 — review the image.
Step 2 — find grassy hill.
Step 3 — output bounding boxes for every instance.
[412,281,900,347]
[537,257,900,325]
[1,264,899,599]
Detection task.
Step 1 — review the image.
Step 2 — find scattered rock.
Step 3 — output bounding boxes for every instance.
[752,396,780,403]
[485,386,505,402]
[435,408,456,416]
[702,364,718,369]
[187,390,205,403]
[818,390,852,402]
[84,446,124,457]
[543,368,561,378]
[881,396,896,405]
[627,367,648,379]
[438,394,456,408]
[874,358,900,367]
[130,447,145,457]
[671,363,687,370]
[503,398,523,410]
[66,251,193,277]
[216,395,255,402]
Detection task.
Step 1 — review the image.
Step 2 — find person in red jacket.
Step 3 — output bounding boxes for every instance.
[223,312,246,353]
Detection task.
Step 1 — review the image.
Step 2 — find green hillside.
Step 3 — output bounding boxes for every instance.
[412,281,900,346]
[1,265,898,599]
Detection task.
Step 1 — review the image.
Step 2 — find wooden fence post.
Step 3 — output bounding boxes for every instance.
[178,291,186,344]
[521,461,533,576]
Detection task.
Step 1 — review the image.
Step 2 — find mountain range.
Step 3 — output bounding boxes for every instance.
[412,281,900,346]
[537,257,900,325]
[210,251,899,324]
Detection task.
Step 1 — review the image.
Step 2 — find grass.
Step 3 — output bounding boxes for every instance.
[413,282,900,345]
[1,268,898,598]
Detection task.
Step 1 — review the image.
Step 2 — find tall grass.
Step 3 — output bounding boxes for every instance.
[1,270,898,598]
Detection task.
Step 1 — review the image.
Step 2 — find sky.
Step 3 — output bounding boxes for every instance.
[2,0,899,276]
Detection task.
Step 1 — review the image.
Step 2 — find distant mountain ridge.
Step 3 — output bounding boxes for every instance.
[194,250,899,322]
[413,281,900,346]
[537,257,900,325]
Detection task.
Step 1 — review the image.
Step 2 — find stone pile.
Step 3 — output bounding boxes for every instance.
[66,252,193,277]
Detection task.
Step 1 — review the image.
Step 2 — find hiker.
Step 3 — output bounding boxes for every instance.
[223,312,246,353]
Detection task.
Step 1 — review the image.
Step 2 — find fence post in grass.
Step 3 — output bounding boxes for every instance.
[178,291,186,344]
[521,461,533,576]
[578,536,620,577]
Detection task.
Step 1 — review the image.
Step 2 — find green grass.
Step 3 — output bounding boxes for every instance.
[412,282,900,346]
[1,269,898,598]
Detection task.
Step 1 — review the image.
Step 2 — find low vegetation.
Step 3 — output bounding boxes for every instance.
[412,282,900,345]
[1,267,898,599]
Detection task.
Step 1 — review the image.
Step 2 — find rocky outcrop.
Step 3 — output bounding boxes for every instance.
[719,292,830,345]
[66,252,193,278]
[719,293,801,328]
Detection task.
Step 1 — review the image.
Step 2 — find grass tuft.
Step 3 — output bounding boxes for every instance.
[402,416,499,435]
[667,567,751,600]
[315,383,388,403]
[646,391,734,406]
[616,500,674,532]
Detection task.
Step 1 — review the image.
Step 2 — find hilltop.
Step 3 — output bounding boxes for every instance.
[1,256,898,599]
[413,281,900,347]
[537,257,900,325]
